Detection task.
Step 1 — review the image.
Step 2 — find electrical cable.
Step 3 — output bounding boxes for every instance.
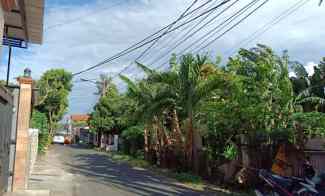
[135,0,200,62]
[155,0,263,69]
[149,0,241,67]
[72,0,231,77]
[195,0,270,53]
[114,0,203,78]
[140,0,219,62]
[225,0,311,56]
[119,0,224,78]
[46,1,127,30]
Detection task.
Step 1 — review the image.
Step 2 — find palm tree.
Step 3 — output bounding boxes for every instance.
[119,75,171,164]
[290,62,325,112]
[139,54,229,172]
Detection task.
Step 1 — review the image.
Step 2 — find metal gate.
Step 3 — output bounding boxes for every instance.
[0,86,14,194]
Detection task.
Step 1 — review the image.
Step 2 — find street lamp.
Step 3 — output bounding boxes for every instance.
[24,68,31,78]
[80,78,98,85]
[80,78,108,97]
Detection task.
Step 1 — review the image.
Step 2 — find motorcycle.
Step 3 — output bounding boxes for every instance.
[254,169,319,196]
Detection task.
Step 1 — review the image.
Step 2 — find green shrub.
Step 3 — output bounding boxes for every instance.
[31,110,50,153]
[223,144,237,160]
[173,172,202,184]
[110,152,150,168]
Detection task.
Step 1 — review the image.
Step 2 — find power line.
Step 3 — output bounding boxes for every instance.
[46,1,127,30]
[72,0,219,77]
[149,0,241,67]
[73,0,220,76]
[72,0,231,77]
[155,0,262,69]
[115,0,203,78]
[195,0,270,53]
[140,0,219,62]
[134,0,200,62]
[118,0,223,78]
[225,0,311,56]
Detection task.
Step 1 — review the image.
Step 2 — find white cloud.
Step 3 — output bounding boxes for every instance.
[3,0,325,113]
[305,61,317,76]
[289,72,296,78]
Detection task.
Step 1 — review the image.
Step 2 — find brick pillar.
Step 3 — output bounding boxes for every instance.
[12,77,33,190]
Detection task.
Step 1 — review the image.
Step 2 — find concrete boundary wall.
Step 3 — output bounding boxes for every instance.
[27,129,38,176]
[0,86,14,195]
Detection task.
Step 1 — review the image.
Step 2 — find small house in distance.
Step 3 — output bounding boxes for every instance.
[70,114,92,144]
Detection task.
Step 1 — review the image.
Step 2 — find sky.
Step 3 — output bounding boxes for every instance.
[0,0,324,115]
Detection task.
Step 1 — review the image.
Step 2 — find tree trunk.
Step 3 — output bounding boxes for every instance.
[144,126,149,160]
[153,118,162,166]
[185,115,194,170]
[172,108,183,146]
[294,122,306,150]
[185,111,202,174]
[240,134,250,167]
[48,111,54,136]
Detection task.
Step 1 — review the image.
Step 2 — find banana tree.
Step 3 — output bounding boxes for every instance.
[141,54,230,172]
[119,75,171,163]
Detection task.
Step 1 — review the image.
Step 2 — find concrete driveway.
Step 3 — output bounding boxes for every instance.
[28,145,215,196]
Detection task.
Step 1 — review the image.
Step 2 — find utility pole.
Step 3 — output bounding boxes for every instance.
[80,76,110,97]
[101,79,107,97]
[6,46,12,86]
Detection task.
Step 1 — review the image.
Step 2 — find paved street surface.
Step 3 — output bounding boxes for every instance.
[29,145,214,196]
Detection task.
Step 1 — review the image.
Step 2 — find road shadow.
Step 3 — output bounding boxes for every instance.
[65,146,215,196]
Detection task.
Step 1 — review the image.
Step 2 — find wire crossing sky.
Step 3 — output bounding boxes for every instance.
[1,0,324,114]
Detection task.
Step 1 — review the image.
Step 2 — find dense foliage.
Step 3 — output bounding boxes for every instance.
[88,44,325,180]
[36,69,73,135]
[31,110,50,152]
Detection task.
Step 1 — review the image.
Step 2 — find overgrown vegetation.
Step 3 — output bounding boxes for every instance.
[30,69,72,152]
[35,69,72,136]
[31,110,50,153]
[88,44,325,186]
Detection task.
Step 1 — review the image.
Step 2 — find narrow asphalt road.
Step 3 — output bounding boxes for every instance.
[29,145,215,196]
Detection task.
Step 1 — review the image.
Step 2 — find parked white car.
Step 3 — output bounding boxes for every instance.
[53,133,65,144]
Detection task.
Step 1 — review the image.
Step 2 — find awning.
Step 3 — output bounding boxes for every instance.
[3,0,44,45]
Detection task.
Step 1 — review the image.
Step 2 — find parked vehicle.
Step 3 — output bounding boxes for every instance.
[314,172,325,195]
[254,169,319,196]
[53,133,65,144]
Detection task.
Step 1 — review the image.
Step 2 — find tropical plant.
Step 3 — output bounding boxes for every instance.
[36,69,72,135]
[89,45,325,182]
[119,74,169,162]
[89,83,123,133]
[31,110,50,152]
[134,54,231,172]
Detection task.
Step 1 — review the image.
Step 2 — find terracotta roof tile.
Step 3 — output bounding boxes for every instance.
[70,114,90,122]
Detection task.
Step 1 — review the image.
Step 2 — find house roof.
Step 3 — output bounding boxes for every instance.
[3,0,44,44]
[70,114,90,122]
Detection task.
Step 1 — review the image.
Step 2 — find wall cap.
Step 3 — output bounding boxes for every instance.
[17,77,33,85]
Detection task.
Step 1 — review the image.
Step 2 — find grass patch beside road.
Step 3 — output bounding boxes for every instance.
[167,171,204,190]
[101,151,205,190]
[100,150,252,195]
[105,151,150,168]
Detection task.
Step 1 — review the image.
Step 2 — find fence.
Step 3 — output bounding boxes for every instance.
[27,129,38,177]
[0,86,14,195]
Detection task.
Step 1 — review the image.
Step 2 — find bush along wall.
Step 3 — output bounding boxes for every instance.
[31,109,50,153]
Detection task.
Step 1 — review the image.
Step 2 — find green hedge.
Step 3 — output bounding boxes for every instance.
[31,110,50,153]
